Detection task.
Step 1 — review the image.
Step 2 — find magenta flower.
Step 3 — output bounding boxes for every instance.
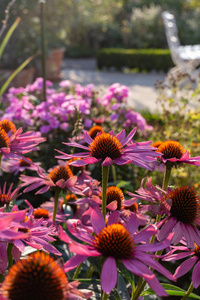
[0,182,21,207]
[56,128,161,170]
[59,207,175,296]
[0,119,45,160]
[10,205,61,257]
[130,178,200,248]
[4,157,44,175]
[163,242,200,289]
[19,165,79,194]
[155,140,200,167]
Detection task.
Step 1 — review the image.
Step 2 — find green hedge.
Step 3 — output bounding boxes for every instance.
[96,48,174,72]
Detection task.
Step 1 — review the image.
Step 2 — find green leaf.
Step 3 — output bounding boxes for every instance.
[0,17,21,60]
[0,54,35,100]
[141,284,200,299]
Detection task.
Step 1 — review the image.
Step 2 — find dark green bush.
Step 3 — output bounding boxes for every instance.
[96,48,174,72]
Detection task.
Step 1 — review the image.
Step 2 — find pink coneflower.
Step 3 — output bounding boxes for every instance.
[163,242,200,289]
[0,182,21,207]
[59,207,175,296]
[130,178,200,248]
[155,140,200,167]
[19,165,79,194]
[0,251,92,300]
[6,157,45,175]
[0,119,45,160]
[56,128,161,170]
[11,205,61,256]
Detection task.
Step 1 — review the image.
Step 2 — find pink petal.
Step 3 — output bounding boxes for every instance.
[174,256,197,278]
[91,206,105,234]
[102,157,113,166]
[121,127,137,146]
[157,217,177,241]
[83,131,93,144]
[107,211,120,226]
[59,226,71,243]
[126,213,139,235]
[122,258,168,297]
[171,221,183,245]
[83,157,101,164]
[192,260,200,289]
[106,201,117,211]
[134,251,175,281]
[137,233,173,252]
[64,254,88,272]
[0,242,8,274]
[101,257,117,294]
[134,224,157,244]
[69,241,99,257]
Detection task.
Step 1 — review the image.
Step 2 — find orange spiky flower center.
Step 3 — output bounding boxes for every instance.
[94,223,134,259]
[122,202,139,213]
[65,194,77,202]
[165,186,200,224]
[0,119,16,134]
[0,194,11,206]
[89,132,122,160]
[19,157,33,167]
[1,251,68,300]
[88,125,104,139]
[152,141,163,148]
[48,165,73,184]
[157,140,185,160]
[33,208,50,219]
[0,128,10,148]
[99,186,124,210]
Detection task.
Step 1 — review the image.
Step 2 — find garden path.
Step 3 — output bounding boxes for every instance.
[61,58,166,112]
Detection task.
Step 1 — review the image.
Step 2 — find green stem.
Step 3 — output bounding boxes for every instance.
[131,278,146,300]
[73,262,83,280]
[101,291,109,300]
[53,188,61,222]
[132,165,173,299]
[102,166,109,220]
[111,164,117,186]
[162,165,172,191]
[7,243,14,270]
[181,282,193,300]
[87,264,95,278]
[40,0,46,102]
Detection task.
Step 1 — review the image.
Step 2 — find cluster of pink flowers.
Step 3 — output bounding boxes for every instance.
[1,78,152,136]
[0,85,200,299]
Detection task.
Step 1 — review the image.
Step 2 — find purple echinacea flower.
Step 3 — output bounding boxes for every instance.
[59,206,175,296]
[56,128,161,170]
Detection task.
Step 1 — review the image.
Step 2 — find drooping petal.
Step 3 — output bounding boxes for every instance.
[101,257,118,294]
[126,213,139,236]
[157,217,177,241]
[122,258,168,297]
[192,260,200,289]
[174,256,197,278]
[134,225,157,244]
[107,211,120,226]
[134,251,175,281]
[64,255,88,272]
[91,206,105,234]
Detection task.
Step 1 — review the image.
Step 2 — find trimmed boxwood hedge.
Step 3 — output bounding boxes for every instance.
[96,48,174,72]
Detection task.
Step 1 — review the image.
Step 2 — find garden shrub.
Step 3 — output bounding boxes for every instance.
[96,48,174,72]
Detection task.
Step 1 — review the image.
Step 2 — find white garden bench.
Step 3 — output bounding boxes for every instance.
[162,11,200,75]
